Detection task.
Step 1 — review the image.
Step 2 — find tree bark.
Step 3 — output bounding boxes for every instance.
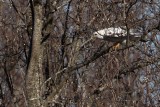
[26,1,43,107]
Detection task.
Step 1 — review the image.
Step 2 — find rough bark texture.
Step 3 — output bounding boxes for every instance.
[26,1,43,107]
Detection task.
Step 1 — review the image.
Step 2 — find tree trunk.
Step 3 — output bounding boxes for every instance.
[26,1,43,107]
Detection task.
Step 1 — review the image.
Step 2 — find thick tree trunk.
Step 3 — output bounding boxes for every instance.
[26,1,43,107]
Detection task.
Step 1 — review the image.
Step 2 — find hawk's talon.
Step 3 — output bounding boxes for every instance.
[112,43,121,50]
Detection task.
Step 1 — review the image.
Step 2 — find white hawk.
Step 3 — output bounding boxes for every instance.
[93,27,142,49]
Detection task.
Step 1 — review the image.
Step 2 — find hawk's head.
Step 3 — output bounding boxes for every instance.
[93,29,105,39]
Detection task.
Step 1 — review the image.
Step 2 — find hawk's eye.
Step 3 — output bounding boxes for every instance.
[94,33,98,35]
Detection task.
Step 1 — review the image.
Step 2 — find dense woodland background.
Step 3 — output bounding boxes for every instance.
[0,0,160,107]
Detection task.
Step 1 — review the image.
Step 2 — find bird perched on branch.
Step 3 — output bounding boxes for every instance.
[93,27,143,50]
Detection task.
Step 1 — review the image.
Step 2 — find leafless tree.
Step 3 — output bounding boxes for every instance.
[0,0,160,107]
